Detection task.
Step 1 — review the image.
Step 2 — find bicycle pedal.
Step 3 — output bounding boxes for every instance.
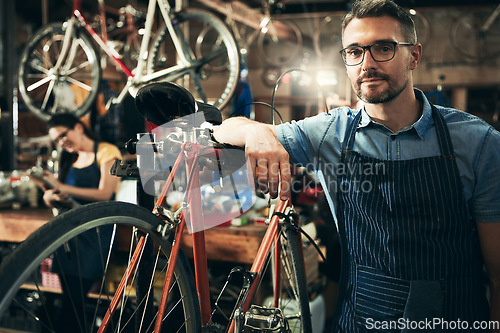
[235,305,289,332]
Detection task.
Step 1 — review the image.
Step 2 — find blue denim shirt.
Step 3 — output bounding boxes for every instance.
[276,89,500,224]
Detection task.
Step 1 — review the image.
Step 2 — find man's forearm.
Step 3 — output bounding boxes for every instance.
[212,117,274,147]
[212,116,291,199]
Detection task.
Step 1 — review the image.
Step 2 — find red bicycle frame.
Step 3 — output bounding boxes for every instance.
[72,0,134,77]
[98,141,299,332]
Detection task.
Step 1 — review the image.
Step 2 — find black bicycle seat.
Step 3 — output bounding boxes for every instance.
[135,82,222,126]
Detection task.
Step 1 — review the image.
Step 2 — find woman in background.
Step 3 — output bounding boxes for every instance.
[42,113,122,332]
[43,112,122,210]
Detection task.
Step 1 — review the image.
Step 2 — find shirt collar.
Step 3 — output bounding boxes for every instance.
[357,88,434,139]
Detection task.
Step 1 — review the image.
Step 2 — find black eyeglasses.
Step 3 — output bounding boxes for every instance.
[53,128,70,143]
[339,41,414,66]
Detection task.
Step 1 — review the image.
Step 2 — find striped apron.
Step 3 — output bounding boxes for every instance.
[65,141,102,206]
[331,106,489,332]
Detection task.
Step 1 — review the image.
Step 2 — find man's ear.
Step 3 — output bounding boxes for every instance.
[409,43,422,70]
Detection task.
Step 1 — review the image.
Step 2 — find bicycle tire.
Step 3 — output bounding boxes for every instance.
[247,221,313,332]
[257,19,303,67]
[18,22,101,122]
[0,201,201,333]
[450,6,500,61]
[148,9,240,111]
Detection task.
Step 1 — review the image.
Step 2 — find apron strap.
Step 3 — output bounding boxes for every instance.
[341,111,363,153]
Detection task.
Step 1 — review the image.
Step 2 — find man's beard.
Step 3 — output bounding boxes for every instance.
[354,71,407,104]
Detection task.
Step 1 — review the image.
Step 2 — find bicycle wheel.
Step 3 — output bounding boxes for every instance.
[247,221,313,332]
[257,19,303,67]
[0,201,201,333]
[149,9,240,111]
[450,5,500,61]
[18,22,101,122]
[313,15,342,60]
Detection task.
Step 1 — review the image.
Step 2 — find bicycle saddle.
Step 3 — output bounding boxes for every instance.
[135,82,222,126]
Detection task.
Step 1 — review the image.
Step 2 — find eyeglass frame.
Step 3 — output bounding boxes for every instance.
[339,41,414,66]
[53,128,71,143]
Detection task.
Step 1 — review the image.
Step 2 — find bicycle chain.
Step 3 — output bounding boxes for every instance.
[202,322,225,333]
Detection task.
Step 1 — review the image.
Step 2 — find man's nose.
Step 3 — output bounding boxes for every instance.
[360,48,377,70]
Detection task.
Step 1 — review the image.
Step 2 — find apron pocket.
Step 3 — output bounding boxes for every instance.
[355,265,410,330]
[402,280,443,332]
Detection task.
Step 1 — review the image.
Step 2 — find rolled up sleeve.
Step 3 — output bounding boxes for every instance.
[472,127,500,223]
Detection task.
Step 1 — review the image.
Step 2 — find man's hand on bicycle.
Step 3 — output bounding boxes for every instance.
[213,117,291,201]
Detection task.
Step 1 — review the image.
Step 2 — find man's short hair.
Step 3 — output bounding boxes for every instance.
[341,0,417,45]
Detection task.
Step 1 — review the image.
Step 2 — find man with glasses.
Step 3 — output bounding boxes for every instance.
[213,0,500,331]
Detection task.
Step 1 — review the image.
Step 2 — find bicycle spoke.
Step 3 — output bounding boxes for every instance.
[27,62,51,75]
[26,72,50,79]
[66,75,93,91]
[51,88,62,114]
[120,233,159,332]
[91,226,117,331]
[26,74,55,92]
[162,296,187,324]
[11,297,54,332]
[77,247,90,333]
[32,47,55,71]
[34,279,57,331]
[137,247,162,333]
[40,79,56,113]
[115,229,146,332]
[65,59,92,76]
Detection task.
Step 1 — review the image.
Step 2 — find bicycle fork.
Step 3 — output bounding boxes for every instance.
[155,142,213,330]
[152,142,214,331]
